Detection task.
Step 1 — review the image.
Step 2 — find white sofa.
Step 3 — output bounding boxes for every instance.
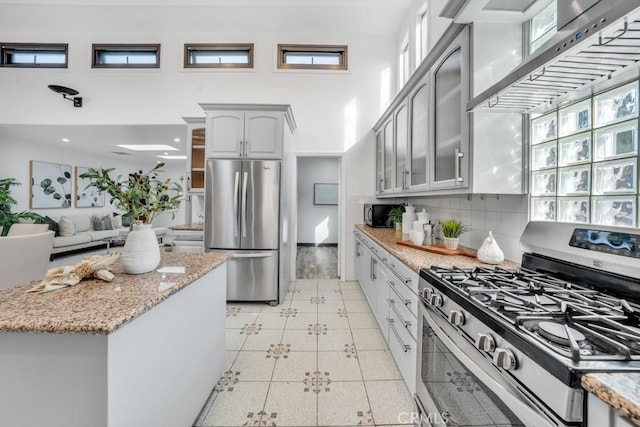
[0,231,55,289]
[49,213,167,257]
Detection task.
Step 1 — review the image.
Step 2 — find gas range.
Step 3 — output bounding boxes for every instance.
[415,222,640,426]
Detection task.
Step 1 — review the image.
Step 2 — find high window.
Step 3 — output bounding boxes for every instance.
[416,6,428,64]
[1,43,68,68]
[529,0,557,54]
[184,44,253,68]
[399,40,410,88]
[92,44,160,68]
[277,44,348,70]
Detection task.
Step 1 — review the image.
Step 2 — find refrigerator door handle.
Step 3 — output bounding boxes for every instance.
[232,252,274,259]
[241,171,248,237]
[233,171,240,237]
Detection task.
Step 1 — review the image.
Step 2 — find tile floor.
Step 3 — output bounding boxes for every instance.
[194,278,415,427]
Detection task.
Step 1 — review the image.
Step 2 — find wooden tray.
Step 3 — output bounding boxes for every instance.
[397,240,476,258]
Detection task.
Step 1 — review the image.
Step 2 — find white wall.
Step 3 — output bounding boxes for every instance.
[296,157,339,245]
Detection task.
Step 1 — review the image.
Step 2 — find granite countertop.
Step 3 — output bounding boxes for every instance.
[0,252,230,335]
[582,373,640,426]
[354,224,519,271]
[171,223,204,231]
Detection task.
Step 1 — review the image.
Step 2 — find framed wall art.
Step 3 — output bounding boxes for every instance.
[313,183,338,205]
[29,160,72,209]
[75,166,105,208]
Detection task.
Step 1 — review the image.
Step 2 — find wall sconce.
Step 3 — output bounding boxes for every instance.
[48,85,83,107]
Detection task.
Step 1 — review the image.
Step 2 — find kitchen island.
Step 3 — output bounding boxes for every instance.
[0,252,230,427]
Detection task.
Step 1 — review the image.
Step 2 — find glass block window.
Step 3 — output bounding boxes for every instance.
[1,43,67,68]
[184,43,253,68]
[530,0,557,54]
[277,44,348,70]
[92,44,160,68]
[530,80,639,228]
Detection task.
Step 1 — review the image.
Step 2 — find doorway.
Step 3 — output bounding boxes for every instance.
[295,156,340,279]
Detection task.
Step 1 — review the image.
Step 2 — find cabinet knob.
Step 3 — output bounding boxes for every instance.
[493,348,518,370]
[448,310,465,326]
[475,333,496,353]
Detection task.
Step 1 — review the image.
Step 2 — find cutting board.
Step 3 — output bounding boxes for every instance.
[397,240,476,258]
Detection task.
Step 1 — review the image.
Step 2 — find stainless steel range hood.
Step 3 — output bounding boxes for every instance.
[467,0,640,113]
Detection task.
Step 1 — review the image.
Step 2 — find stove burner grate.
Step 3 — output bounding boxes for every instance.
[537,321,586,346]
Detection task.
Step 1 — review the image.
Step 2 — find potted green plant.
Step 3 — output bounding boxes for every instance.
[80,163,183,274]
[439,219,469,250]
[386,206,404,230]
[0,178,44,236]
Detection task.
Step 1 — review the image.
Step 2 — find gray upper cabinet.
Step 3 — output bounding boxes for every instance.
[383,119,394,192]
[204,109,283,159]
[430,28,469,190]
[409,78,429,190]
[395,103,409,191]
[376,130,384,193]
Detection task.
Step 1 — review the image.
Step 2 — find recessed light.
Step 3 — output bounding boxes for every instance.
[61,138,70,142]
[173,138,181,143]
[164,152,168,155]
[116,144,179,151]
[157,155,187,160]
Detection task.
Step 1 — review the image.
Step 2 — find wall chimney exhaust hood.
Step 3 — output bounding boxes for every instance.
[467,0,640,113]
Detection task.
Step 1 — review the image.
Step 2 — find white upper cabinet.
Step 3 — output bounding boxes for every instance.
[409,78,429,191]
[202,105,292,159]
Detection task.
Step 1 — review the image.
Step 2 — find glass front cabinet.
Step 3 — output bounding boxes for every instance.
[373,25,470,196]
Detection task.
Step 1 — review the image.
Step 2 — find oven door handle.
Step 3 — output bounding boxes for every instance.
[422,308,555,427]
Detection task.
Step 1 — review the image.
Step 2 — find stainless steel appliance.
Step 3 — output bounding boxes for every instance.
[415,221,640,426]
[364,204,401,228]
[204,159,281,303]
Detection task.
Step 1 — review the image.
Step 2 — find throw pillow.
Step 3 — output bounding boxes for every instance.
[111,214,123,229]
[102,215,114,230]
[58,217,75,237]
[121,215,132,227]
[69,215,92,233]
[92,216,105,231]
[43,216,60,237]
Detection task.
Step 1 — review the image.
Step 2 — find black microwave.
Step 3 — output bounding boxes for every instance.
[364,204,401,228]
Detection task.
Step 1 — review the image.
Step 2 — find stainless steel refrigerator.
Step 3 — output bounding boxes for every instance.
[204,159,281,302]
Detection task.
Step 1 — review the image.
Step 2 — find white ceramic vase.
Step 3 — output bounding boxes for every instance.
[122,224,161,274]
[442,237,460,250]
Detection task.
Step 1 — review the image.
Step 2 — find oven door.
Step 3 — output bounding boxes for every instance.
[415,300,558,427]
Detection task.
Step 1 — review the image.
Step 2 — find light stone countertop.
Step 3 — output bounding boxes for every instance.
[171,223,204,231]
[0,252,230,335]
[354,224,519,271]
[582,373,640,426]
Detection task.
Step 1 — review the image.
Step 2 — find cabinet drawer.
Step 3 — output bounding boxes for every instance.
[386,273,418,320]
[387,314,417,396]
[386,286,418,341]
[381,256,418,294]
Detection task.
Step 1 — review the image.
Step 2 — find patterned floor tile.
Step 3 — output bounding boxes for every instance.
[225,351,239,371]
[317,312,350,329]
[318,329,354,351]
[341,288,365,300]
[291,289,318,300]
[317,300,345,313]
[272,351,317,382]
[226,330,248,351]
[290,280,318,290]
[358,350,403,380]
[317,278,341,290]
[365,380,415,425]
[260,301,291,313]
[317,381,371,426]
[289,299,319,313]
[201,381,270,427]
[284,312,318,330]
[263,381,317,426]
[352,328,388,351]
[318,288,343,301]
[226,312,260,329]
[281,329,317,352]
[347,311,379,329]
[339,280,361,289]
[226,303,264,314]
[242,330,284,351]
[317,351,362,381]
[255,312,288,329]
[343,299,372,313]
[231,351,277,382]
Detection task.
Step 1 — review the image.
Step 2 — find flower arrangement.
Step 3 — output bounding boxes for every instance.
[79,163,183,225]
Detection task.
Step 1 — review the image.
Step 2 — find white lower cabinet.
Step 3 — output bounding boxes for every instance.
[354,230,419,395]
[587,393,634,427]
